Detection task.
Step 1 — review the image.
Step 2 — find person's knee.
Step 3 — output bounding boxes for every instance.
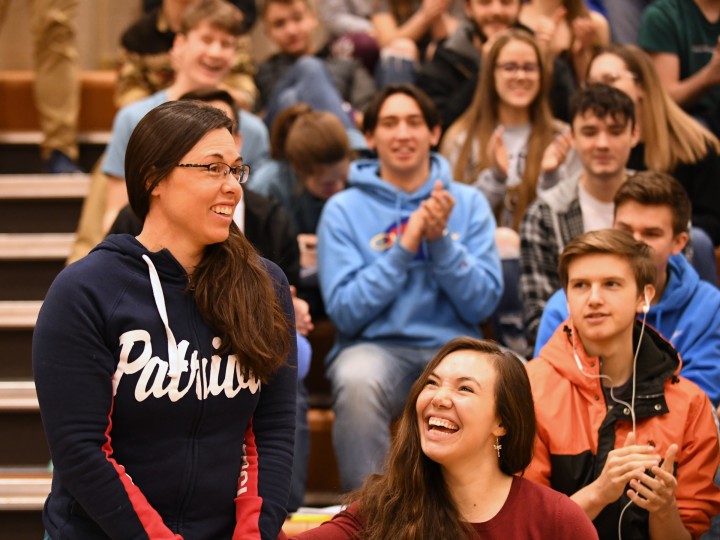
[329,345,391,403]
[292,56,327,79]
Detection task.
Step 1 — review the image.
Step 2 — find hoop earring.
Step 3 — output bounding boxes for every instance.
[493,437,502,459]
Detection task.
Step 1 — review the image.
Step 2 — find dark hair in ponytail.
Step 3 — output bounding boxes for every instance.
[125,100,289,381]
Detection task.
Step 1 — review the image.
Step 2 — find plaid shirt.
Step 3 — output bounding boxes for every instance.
[520,194,584,346]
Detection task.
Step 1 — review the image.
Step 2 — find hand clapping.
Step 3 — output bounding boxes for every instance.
[399,181,455,252]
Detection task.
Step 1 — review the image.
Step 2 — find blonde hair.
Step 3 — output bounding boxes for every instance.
[442,29,558,230]
[589,45,720,172]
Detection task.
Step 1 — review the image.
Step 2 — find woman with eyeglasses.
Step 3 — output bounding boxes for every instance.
[442,29,579,233]
[286,337,598,539]
[441,30,580,356]
[587,45,720,248]
[33,100,297,540]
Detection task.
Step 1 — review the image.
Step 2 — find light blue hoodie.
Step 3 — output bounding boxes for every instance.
[534,254,720,406]
[318,153,503,360]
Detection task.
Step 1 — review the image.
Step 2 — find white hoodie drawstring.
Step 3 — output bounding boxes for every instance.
[142,254,180,378]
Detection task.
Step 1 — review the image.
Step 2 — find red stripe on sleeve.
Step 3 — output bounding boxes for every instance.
[232,421,262,539]
[101,400,182,539]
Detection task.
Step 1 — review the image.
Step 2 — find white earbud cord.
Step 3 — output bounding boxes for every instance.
[570,308,649,540]
[617,308,648,540]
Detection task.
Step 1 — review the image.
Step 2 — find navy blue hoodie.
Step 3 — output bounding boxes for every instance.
[33,234,297,539]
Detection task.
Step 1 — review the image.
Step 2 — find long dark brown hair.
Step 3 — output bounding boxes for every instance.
[356,337,536,540]
[443,30,558,231]
[125,100,289,382]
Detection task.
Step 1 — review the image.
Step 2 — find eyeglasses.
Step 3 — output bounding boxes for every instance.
[495,62,540,76]
[587,72,637,86]
[177,162,250,184]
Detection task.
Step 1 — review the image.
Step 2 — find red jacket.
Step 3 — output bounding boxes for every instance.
[526,320,720,539]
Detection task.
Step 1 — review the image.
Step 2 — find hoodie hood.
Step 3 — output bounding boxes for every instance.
[651,254,699,328]
[92,234,190,377]
[348,151,453,203]
[94,234,189,286]
[539,319,681,402]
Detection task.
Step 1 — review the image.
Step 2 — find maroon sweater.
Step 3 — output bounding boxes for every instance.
[289,476,598,539]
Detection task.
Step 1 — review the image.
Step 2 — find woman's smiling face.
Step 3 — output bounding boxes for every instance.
[494,39,541,111]
[416,350,505,469]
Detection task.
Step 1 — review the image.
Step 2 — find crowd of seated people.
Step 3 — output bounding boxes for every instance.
[31,0,720,537]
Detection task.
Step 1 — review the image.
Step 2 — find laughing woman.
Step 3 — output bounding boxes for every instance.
[33,100,297,539]
[290,337,597,539]
[441,29,578,233]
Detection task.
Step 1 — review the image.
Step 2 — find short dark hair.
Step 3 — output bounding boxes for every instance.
[178,88,239,132]
[614,171,691,236]
[362,84,440,135]
[570,83,635,130]
[180,0,245,36]
[559,229,656,292]
[126,100,233,220]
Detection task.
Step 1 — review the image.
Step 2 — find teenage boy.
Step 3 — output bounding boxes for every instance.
[526,228,720,539]
[415,0,576,130]
[533,172,720,407]
[115,0,257,109]
[257,0,375,129]
[317,84,502,491]
[520,84,638,347]
[99,0,269,236]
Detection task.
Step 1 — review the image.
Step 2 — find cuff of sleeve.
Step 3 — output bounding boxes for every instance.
[390,242,418,266]
[427,233,458,268]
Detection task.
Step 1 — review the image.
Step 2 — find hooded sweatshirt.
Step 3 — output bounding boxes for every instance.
[317,153,503,357]
[533,254,720,406]
[526,321,720,539]
[32,234,297,540]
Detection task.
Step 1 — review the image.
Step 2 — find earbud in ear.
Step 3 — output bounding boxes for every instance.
[643,293,650,314]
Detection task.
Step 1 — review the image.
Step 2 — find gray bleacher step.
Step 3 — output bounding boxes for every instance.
[0,234,73,300]
[0,381,38,411]
[0,233,75,259]
[0,302,40,380]
[0,301,41,329]
[0,175,89,234]
[0,131,110,146]
[0,468,51,511]
[0,174,89,199]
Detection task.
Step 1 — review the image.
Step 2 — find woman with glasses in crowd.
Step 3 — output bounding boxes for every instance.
[442,29,577,234]
[587,45,720,250]
[33,100,297,539]
[287,337,597,539]
[442,29,580,355]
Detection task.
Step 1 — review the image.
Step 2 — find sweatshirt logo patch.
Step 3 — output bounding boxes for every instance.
[370,217,428,260]
[112,330,260,402]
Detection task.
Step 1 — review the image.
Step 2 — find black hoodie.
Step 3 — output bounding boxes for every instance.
[33,234,297,539]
